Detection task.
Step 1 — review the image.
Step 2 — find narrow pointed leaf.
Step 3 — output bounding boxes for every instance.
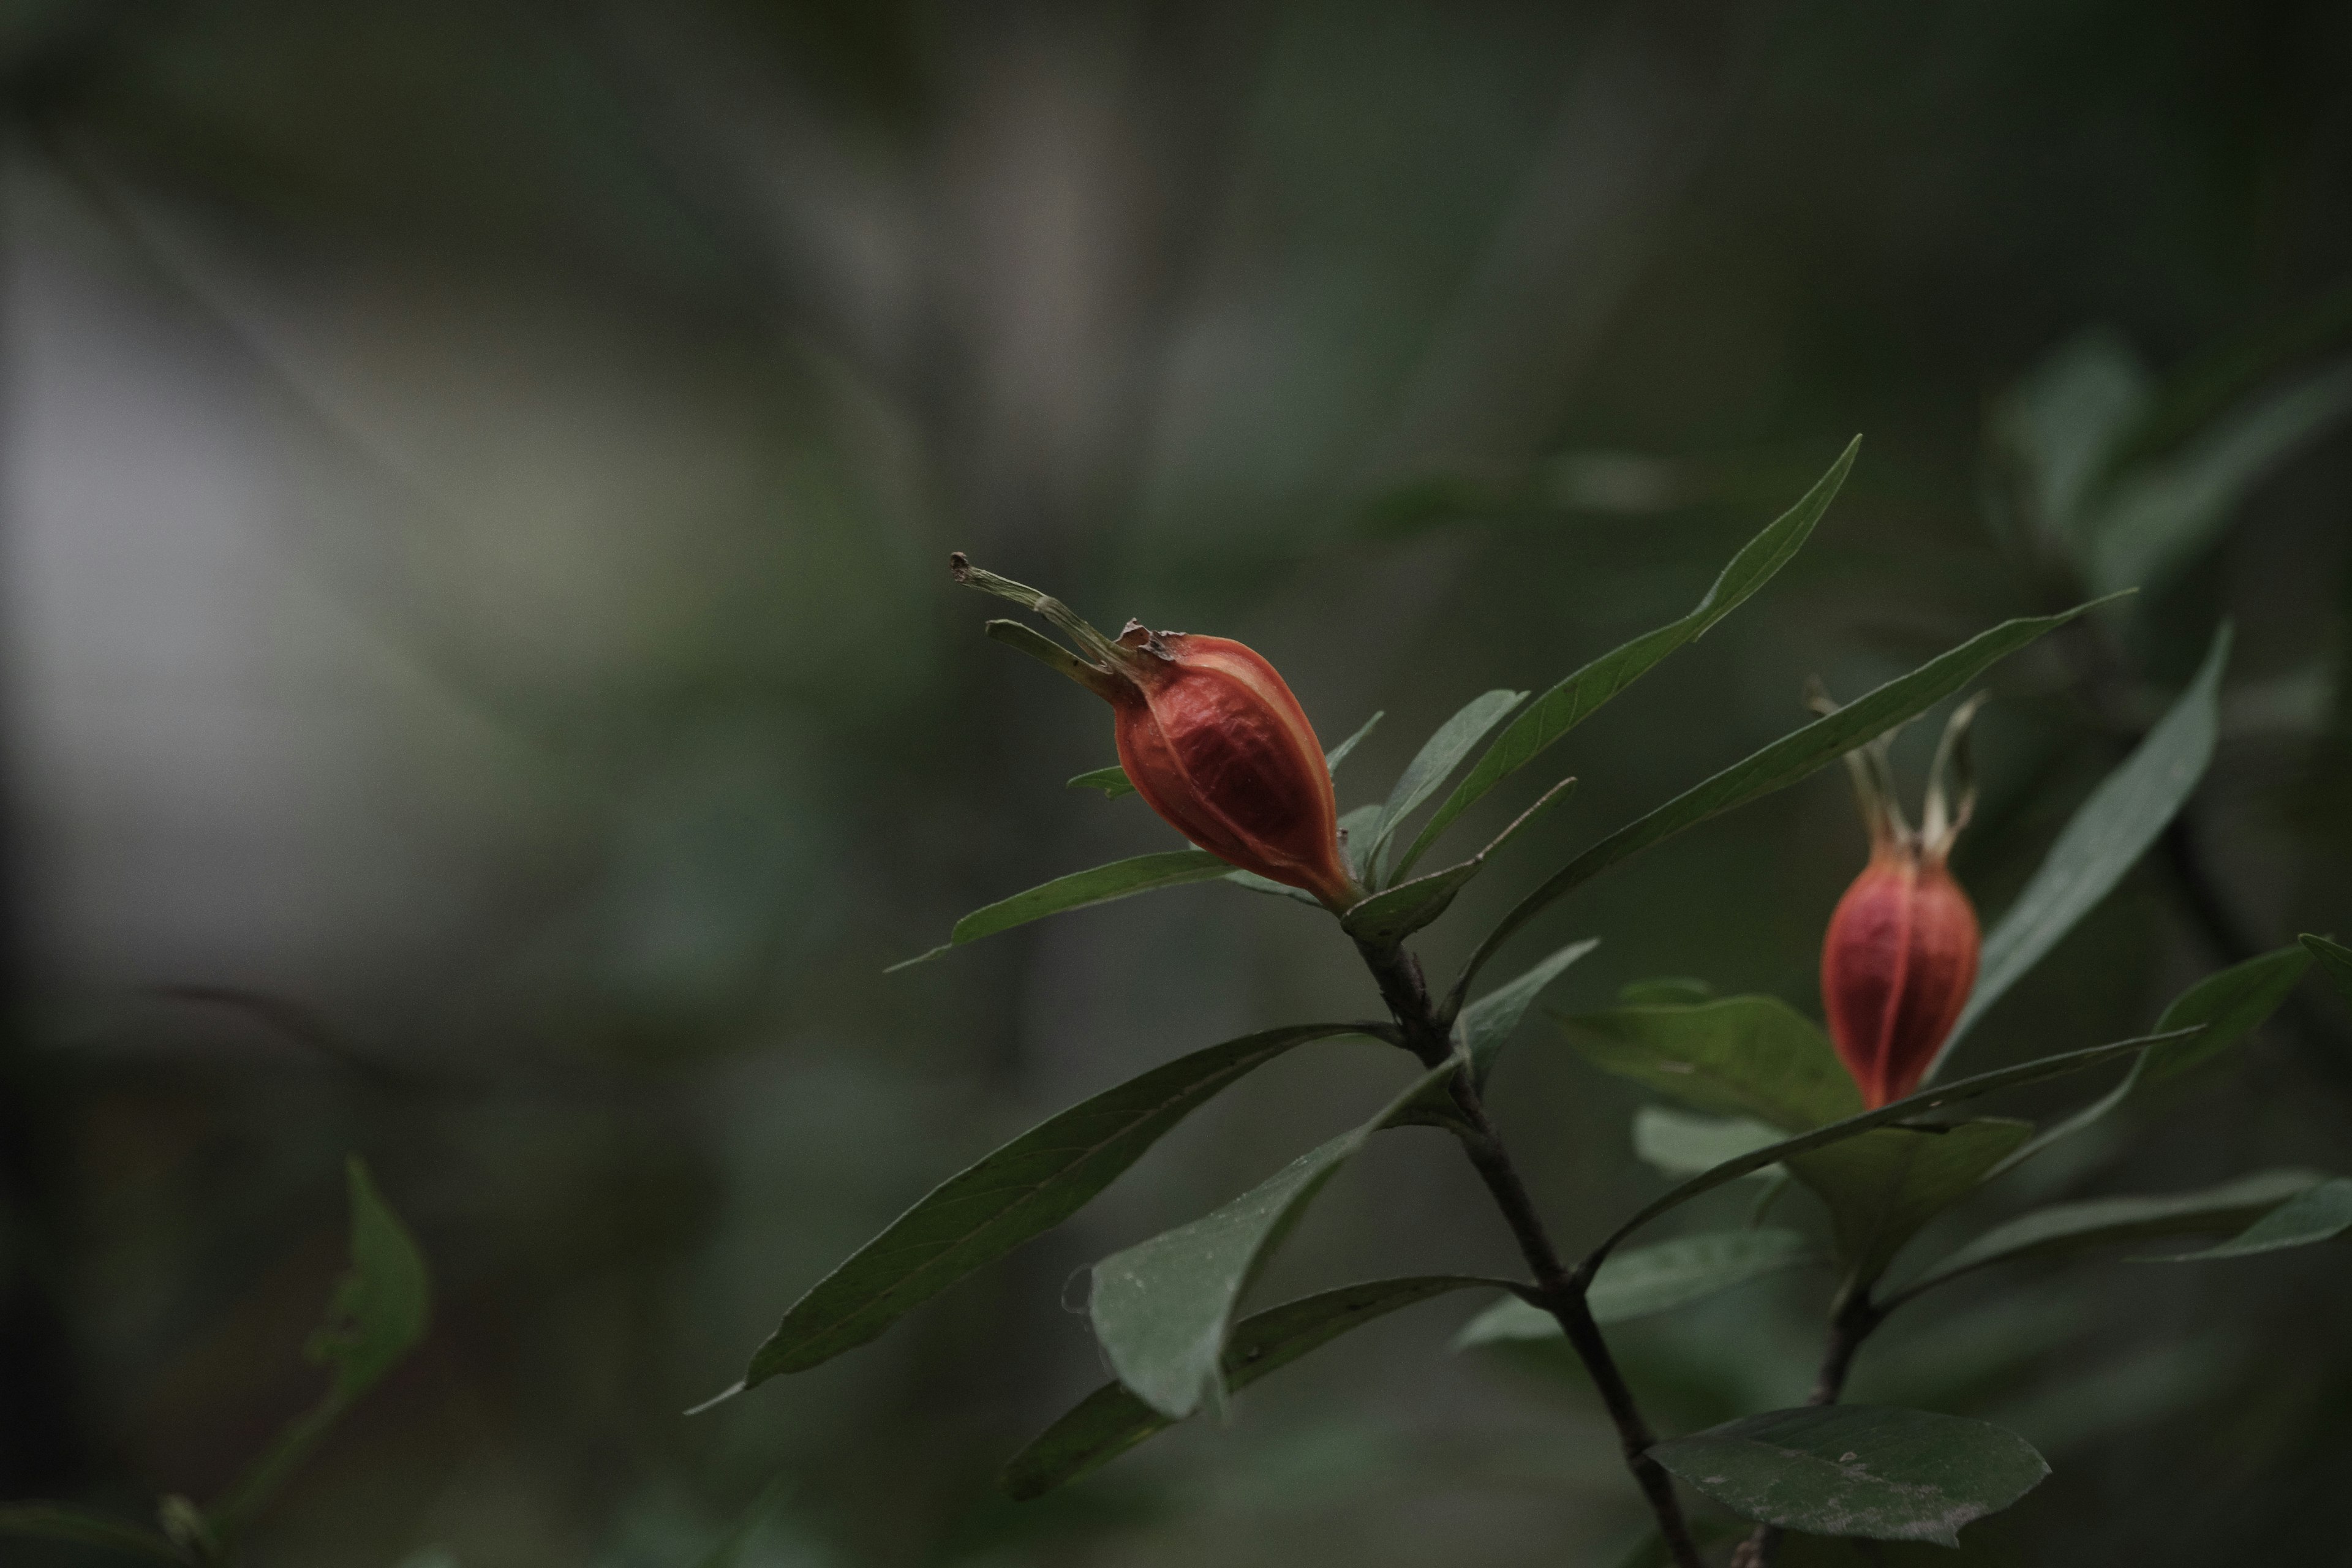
[0,1506,186,1561]
[1457,598,2106,1002]
[1001,1275,1504,1499]
[1069,710,1384,802]
[2144,1176,2352,1261]
[2304,933,2352,1000]
[1396,439,1860,881]
[2087,360,2352,598]
[1649,1406,2049,1547]
[208,1157,431,1540]
[1363,689,1526,882]
[1584,1027,2195,1271]
[889,850,1232,969]
[739,1024,1371,1388]
[1341,777,1578,948]
[1989,944,2310,1177]
[1564,996,1863,1132]
[1893,1169,2324,1301]
[1088,1061,1455,1419]
[1632,1107,1786,1178]
[1932,624,2229,1076]
[1785,1120,2034,1286]
[1461,937,1600,1087]
[1453,1230,1815,1348]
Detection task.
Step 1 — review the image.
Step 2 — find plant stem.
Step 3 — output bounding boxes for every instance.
[1354,938,1706,1568]
[1728,1286,1883,1568]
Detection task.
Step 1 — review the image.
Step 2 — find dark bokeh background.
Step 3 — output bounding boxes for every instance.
[2,2,2350,1564]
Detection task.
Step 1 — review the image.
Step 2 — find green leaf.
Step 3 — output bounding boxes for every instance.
[1785,1121,2034,1286]
[733,1024,1372,1391]
[1650,1405,2049,1547]
[1088,1061,1455,1418]
[1988,944,2310,1178]
[1455,598,2106,1006]
[687,1477,793,1568]
[1631,1107,1786,1178]
[2304,933,2352,1000]
[1891,1169,2324,1302]
[1340,777,1578,946]
[1453,1230,1815,1347]
[0,1505,186,1562]
[2086,360,2352,598]
[1932,624,2229,1076]
[1395,439,1860,881]
[208,1156,431,1541]
[1990,328,2154,547]
[1068,710,1385,802]
[2144,1176,2352,1261]
[1066,764,1133,798]
[1583,1027,2194,1270]
[1618,976,1716,1006]
[1000,1275,1502,1499]
[1563,996,1863,1132]
[1363,689,1526,883]
[1459,937,1600,1088]
[888,850,1232,970]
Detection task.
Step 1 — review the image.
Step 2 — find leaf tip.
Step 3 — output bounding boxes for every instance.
[684,1381,748,1417]
[884,945,953,975]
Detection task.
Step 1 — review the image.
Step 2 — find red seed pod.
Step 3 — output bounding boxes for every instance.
[1817,692,1987,1107]
[949,554,1360,909]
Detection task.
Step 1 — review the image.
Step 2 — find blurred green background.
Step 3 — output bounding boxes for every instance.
[2,1,2349,1564]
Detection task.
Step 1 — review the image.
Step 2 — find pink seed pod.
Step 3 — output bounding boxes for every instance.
[1817,691,1987,1107]
[949,554,1360,910]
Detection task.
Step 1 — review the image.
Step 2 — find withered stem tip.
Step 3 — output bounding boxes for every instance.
[948,551,972,581]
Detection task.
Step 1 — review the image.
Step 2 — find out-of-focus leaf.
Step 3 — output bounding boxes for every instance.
[1934,624,2229,1076]
[1563,997,1862,1132]
[0,1506,184,1562]
[734,1024,1373,1390]
[1455,598,2106,1005]
[687,1477,793,1568]
[1785,1121,2033,1286]
[1650,1406,2048,1547]
[2087,361,2352,597]
[1619,977,1716,1006]
[1989,944,2309,1177]
[1341,777,1577,946]
[1000,1275,1503,1499]
[2144,1177,2352,1261]
[1069,709,1384,801]
[1452,1231,1814,1348]
[1362,689,1525,883]
[1395,439,1860,881]
[1892,1170,2324,1302]
[1583,1028,2193,1270]
[2304,933,2352,1000]
[1632,1107,1786,1178]
[1459,937,1600,1087]
[1990,329,2153,549]
[888,850,1232,970]
[1088,1062,1453,1418]
[208,1157,431,1540]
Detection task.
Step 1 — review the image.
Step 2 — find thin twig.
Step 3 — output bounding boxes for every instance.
[1354,938,1705,1568]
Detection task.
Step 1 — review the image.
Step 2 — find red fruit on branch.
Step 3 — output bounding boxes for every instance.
[1817,690,1987,1107]
[949,554,1362,910]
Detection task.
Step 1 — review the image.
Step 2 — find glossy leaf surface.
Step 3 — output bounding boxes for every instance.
[1785,1121,2033,1285]
[1457,598,2104,1001]
[1001,1275,1501,1499]
[2145,1176,2352,1261]
[1088,1063,1453,1417]
[1631,1107,1786,1177]
[1896,1169,2323,1300]
[741,1024,1369,1389]
[1585,1027,2192,1270]
[1933,625,2228,1074]
[1651,1405,2048,1547]
[1396,439,1859,880]
[1564,996,1862,1131]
